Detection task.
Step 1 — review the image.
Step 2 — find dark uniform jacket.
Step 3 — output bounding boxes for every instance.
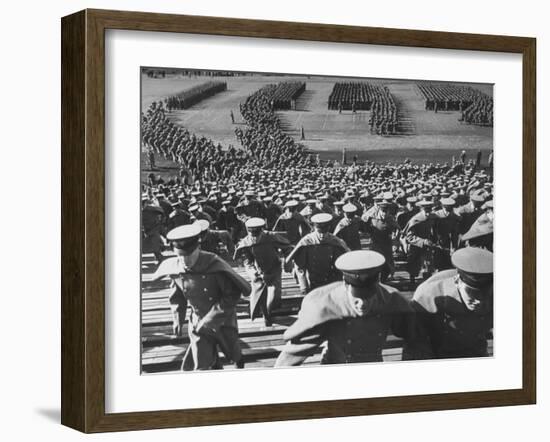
[234,232,293,319]
[396,208,417,230]
[461,212,493,251]
[200,230,234,257]
[403,211,437,249]
[362,212,398,260]
[407,269,493,359]
[272,212,311,244]
[433,209,460,250]
[201,203,218,222]
[455,202,483,234]
[264,203,283,230]
[216,206,246,243]
[168,208,191,230]
[333,216,365,251]
[215,206,238,230]
[158,199,173,218]
[152,252,251,367]
[275,281,415,366]
[241,199,266,219]
[142,205,165,254]
[286,232,350,291]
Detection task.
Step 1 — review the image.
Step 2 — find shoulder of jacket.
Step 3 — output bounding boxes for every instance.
[303,282,345,309]
[413,270,457,311]
[410,211,425,221]
[151,257,180,280]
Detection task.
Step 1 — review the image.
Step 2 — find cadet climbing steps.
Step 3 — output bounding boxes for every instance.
[140,237,417,374]
[140,243,493,374]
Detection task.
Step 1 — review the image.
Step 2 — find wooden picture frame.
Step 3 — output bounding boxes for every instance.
[61,8,536,433]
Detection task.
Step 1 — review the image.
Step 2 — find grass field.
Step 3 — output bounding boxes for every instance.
[141,72,493,180]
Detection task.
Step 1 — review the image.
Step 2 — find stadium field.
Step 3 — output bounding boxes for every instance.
[141,73,493,178]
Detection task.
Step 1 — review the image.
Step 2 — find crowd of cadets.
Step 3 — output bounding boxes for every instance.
[164,81,227,111]
[416,83,494,127]
[143,156,494,284]
[145,157,494,369]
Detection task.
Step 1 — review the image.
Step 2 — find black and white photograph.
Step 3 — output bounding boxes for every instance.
[140,67,494,374]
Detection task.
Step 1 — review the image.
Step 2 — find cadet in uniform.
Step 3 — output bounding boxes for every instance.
[189,203,213,224]
[215,199,243,243]
[396,196,418,230]
[272,200,311,244]
[362,200,399,282]
[455,189,487,235]
[234,218,293,326]
[330,201,345,231]
[285,213,350,294]
[461,200,493,251]
[262,196,283,230]
[239,190,266,219]
[333,203,365,251]
[142,203,166,264]
[167,202,191,231]
[152,224,251,370]
[194,219,235,259]
[300,198,321,223]
[405,247,493,359]
[403,200,438,284]
[396,196,418,256]
[155,193,173,218]
[275,250,415,366]
[433,197,461,270]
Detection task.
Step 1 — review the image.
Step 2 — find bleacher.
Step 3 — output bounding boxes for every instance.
[141,238,493,373]
[141,237,415,373]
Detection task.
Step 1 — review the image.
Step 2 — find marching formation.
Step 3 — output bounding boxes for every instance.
[459,96,494,126]
[164,81,227,111]
[268,81,306,110]
[234,83,316,168]
[416,82,494,127]
[142,102,247,181]
[328,82,380,111]
[328,82,400,135]
[368,87,398,135]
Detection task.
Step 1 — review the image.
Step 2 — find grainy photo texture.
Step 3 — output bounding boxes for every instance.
[140,68,494,374]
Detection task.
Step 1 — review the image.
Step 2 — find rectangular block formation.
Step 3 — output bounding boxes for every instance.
[416,83,493,126]
[328,82,399,135]
[165,81,227,110]
[271,81,306,110]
